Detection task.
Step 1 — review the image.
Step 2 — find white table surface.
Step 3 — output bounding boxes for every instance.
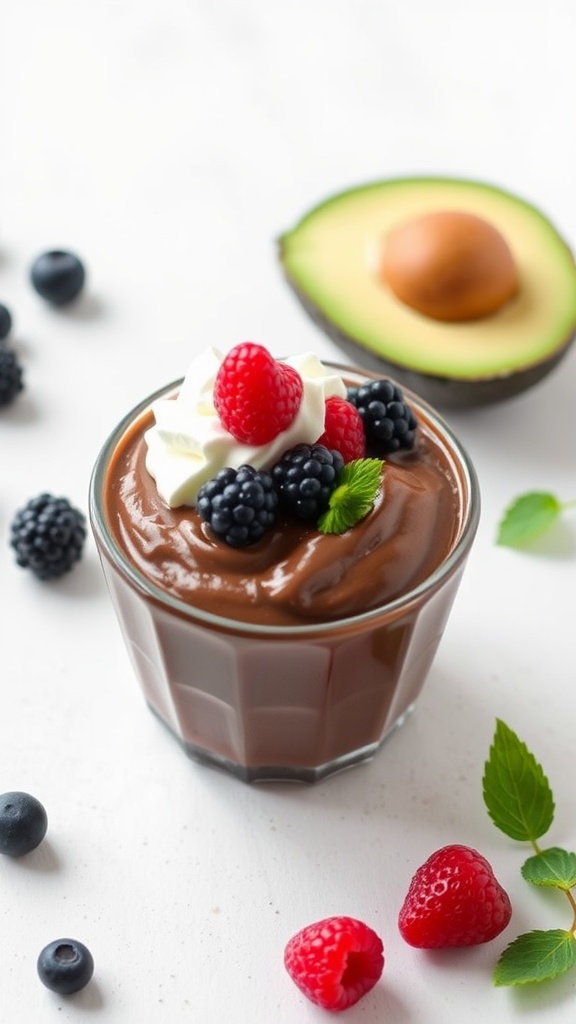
[1,1,576,1021]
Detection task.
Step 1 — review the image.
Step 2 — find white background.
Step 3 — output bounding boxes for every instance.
[1,1,576,1021]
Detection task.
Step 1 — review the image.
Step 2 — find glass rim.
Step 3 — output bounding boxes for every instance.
[89,363,481,638]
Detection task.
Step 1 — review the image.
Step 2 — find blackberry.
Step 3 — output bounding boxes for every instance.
[10,493,87,580]
[0,346,24,406]
[30,249,86,305]
[37,939,94,995]
[0,302,12,341]
[271,444,344,521]
[197,465,278,548]
[347,379,417,453]
[0,791,48,857]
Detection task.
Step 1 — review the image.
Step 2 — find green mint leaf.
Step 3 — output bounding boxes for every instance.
[521,847,576,890]
[318,458,382,535]
[494,929,576,986]
[483,719,555,842]
[496,491,563,548]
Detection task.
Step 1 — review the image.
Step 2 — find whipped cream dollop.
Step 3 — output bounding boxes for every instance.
[144,348,346,507]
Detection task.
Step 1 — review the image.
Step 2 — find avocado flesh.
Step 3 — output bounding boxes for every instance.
[280,178,576,387]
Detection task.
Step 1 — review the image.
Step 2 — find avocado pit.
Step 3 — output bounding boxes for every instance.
[379,210,519,322]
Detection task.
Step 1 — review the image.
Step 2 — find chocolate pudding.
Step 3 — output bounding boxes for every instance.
[107,416,458,626]
[90,360,479,782]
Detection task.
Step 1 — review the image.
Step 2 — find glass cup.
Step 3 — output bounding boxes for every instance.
[89,364,480,783]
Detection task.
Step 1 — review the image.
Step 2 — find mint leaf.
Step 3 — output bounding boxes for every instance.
[318,458,382,535]
[496,491,563,548]
[483,719,555,842]
[522,847,576,890]
[494,929,576,986]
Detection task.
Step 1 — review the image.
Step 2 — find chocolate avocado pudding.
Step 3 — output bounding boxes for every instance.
[90,347,479,781]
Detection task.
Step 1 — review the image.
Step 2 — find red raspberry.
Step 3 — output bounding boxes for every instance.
[398,844,512,948]
[284,915,384,1011]
[316,396,366,462]
[214,342,303,445]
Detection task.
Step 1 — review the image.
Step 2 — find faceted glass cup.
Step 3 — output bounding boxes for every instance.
[89,364,480,783]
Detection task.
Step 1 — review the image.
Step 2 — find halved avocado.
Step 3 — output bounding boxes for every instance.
[279,178,576,406]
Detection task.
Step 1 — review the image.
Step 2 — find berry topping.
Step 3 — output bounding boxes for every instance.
[30,249,86,306]
[316,395,366,462]
[197,465,278,547]
[347,378,417,454]
[213,342,303,445]
[398,843,512,948]
[10,493,87,580]
[272,444,344,522]
[37,939,94,995]
[0,302,12,341]
[0,346,24,406]
[284,916,384,1011]
[0,791,48,857]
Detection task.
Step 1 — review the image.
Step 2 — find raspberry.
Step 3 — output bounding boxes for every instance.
[197,465,278,547]
[316,395,366,462]
[271,444,344,521]
[347,378,417,454]
[0,346,24,406]
[214,342,303,445]
[398,844,512,948]
[284,916,384,1011]
[10,493,86,580]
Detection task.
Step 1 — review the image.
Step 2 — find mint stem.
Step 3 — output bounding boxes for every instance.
[486,722,576,987]
[565,890,576,934]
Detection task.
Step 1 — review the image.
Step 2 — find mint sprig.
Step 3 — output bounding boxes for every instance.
[318,458,382,535]
[483,719,576,986]
[496,491,576,548]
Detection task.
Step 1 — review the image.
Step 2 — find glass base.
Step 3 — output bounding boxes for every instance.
[148,701,416,783]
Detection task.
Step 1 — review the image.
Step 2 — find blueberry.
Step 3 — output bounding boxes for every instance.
[0,303,12,341]
[37,939,94,995]
[0,791,48,856]
[30,250,86,305]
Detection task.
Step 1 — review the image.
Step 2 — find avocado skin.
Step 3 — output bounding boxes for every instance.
[283,273,576,408]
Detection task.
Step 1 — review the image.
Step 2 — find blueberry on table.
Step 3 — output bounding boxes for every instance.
[30,250,86,305]
[0,791,48,856]
[10,493,87,580]
[0,302,12,340]
[37,939,94,995]
[0,346,24,406]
